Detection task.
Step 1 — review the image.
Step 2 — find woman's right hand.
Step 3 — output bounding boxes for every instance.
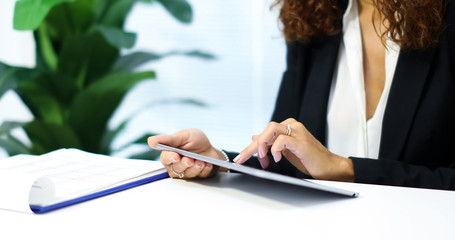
[147,129,223,179]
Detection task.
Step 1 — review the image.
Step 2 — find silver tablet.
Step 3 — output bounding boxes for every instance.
[156,144,359,198]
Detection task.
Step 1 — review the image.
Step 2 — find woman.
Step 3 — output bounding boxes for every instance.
[148,0,455,190]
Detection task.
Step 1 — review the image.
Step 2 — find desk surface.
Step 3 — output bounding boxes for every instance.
[1,172,454,240]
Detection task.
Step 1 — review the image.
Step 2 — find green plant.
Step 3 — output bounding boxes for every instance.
[0,0,211,159]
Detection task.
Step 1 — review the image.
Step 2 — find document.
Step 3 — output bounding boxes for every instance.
[0,148,168,214]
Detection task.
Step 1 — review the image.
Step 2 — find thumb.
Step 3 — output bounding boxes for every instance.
[147,129,197,150]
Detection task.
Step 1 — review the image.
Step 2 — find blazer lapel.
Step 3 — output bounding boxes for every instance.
[299,35,342,145]
[379,48,436,159]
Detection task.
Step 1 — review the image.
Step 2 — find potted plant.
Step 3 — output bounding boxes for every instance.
[0,0,210,159]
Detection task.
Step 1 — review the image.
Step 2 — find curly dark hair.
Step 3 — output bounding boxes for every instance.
[273,0,450,50]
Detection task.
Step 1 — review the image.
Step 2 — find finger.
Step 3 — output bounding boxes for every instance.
[234,141,258,164]
[148,135,176,149]
[258,155,269,169]
[234,140,270,169]
[171,156,194,173]
[252,135,258,141]
[280,118,298,125]
[235,122,285,168]
[182,160,205,178]
[159,151,180,166]
[271,134,301,157]
[271,135,308,172]
[271,147,283,163]
[261,121,288,142]
[278,119,299,137]
[147,129,193,149]
[257,141,270,169]
[255,122,290,152]
[236,121,290,164]
[161,151,185,178]
[167,167,179,178]
[181,156,194,168]
[254,121,290,168]
[270,135,292,163]
[198,163,214,178]
[167,165,183,179]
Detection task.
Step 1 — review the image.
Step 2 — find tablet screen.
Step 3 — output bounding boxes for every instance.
[156,143,359,197]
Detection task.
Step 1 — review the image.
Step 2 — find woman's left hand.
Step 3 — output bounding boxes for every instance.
[233,118,354,182]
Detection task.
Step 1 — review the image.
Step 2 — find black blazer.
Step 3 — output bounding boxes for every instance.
[233,2,455,190]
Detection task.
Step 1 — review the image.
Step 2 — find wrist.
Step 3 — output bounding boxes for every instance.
[213,147,230,173]
[335,156,354,182]
[214,147,229,162]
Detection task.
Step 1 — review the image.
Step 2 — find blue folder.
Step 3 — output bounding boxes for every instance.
[30,172,169,214]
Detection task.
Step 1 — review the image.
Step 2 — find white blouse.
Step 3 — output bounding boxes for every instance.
[326,0,400,159]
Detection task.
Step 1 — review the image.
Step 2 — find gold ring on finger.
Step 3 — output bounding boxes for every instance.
[171,164,185,178]
[285,124,292,136]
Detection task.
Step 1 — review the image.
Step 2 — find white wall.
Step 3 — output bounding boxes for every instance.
[0,0,35,123]
[0,0,35,158]
[0,0,286,158]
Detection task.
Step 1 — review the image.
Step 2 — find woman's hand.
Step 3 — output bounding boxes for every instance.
[233,118,354,182]
[148,129,225,179]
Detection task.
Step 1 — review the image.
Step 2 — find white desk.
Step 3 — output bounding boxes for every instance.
[1,172,454,240]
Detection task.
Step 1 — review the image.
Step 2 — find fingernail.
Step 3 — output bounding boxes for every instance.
[258,149,264,159]
[259,159,266,169]
[196,162,204,169]
[273,154,281,163]
[233,154,241,162]
[184,160,192,167]
[261,148,268,159]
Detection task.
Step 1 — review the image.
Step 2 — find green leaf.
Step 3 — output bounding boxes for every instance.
[37,23,58,71]
[88,71,155,93]
[0,121,26,134]
[69,71,155,153]
[57,30,119,87]
[112,52,163,73]
[13,0,75,30]
[99,0,136,28]
[138,0,159,3]
[178,50,216,60]
[98,25,137,49]
[23,120,82,155]
[1,66,59,123]
[0,121,29,156]
[0,65,41,108]
[43,0,96,42]
[16,74,66,124]
[0,134,31,156]
[0,63,18,97]
[157,0,192,23]
[99,119,129,155]
[156,98,209,107]
[112,50,215,73]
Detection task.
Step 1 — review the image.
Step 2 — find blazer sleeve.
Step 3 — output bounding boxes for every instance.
[351,157,455,190]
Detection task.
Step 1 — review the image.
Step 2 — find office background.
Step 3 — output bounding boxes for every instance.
[0,0,286,158]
